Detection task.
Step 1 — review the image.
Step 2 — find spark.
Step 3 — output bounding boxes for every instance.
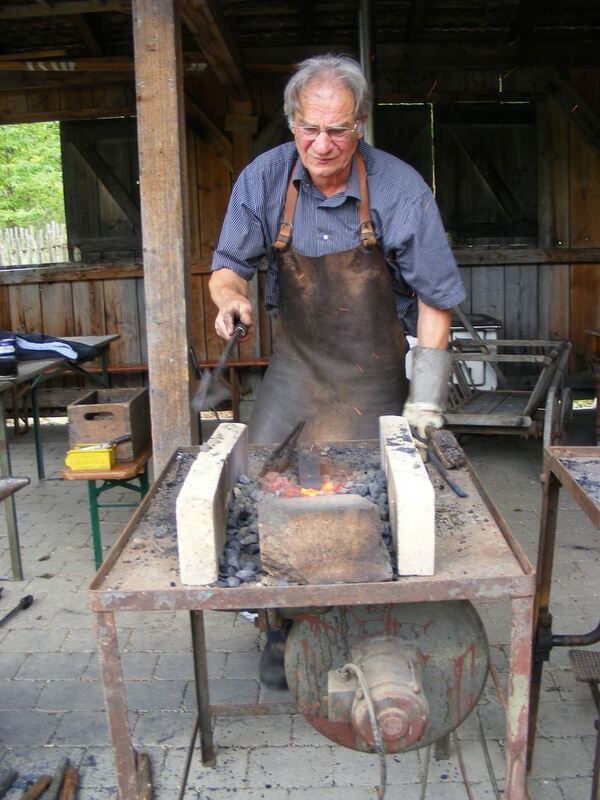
[571,104,579,113]
[352,406,363,416]
[297,272,305,279]
[425,79,437,101]
[338,306,350,312]
[502,67,517,80]
[354,362,364,372]
[371,352,380,359]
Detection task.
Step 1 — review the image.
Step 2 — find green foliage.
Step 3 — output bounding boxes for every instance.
[0,122,65,228]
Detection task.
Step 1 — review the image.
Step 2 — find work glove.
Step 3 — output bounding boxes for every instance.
[403,346,453,439]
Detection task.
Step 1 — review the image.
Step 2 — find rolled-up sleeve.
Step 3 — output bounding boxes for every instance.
[389,189,466,310]
[211,168,267,280]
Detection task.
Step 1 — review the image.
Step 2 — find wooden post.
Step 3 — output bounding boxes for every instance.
[132,0,197,472]
[225,100,261,359]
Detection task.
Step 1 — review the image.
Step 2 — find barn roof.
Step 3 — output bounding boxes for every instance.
[0,0,599,90]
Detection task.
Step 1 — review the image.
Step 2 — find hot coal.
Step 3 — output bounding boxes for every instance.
[217,454,396,587]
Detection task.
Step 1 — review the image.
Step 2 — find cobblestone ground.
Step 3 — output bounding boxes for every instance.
[0,413,597,799]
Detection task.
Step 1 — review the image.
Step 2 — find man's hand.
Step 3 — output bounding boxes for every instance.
[215,299,253,341]
[209,268,254,341]
[403,401,445,439]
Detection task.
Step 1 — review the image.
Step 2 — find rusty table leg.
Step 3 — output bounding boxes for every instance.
[95,611,145,800]
[190,610,216,766]
[527,461,561,768]
[506,595,533,800]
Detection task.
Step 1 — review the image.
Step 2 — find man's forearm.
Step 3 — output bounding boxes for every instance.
[417,299,451,349]
[209,268,250,308]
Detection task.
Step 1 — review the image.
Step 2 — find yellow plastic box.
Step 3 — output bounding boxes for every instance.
[64,443,116,472]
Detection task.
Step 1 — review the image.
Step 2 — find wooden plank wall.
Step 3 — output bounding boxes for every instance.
[568,70,600,369]
[0,66,598,380]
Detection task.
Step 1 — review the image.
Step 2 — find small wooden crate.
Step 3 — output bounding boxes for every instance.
[68,388,150,462]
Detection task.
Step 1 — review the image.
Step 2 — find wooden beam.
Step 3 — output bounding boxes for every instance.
[0,106,135,125]
[453,247,598,267]
[132,0,197,469]
[0,72,133,92]
[243,42,600,69]
[377,43,600,70]
[74,14,104,56]
[445,125,529,222]
[0,1,129,18]
[0,49,67,60]
[535,66,600,158]
[0,55,207,73]
[252,107,290,158]
[181,0,248,99]
[507,0,542,46]
[406,0,430,42]
[0,249,597,287]
[71,141,141,228]
[185,95,233,170]
[0,258,216,285]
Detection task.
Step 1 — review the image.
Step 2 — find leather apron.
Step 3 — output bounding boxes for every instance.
[248,153,407,444]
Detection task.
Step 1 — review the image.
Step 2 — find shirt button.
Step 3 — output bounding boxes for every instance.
[323,234,329,240]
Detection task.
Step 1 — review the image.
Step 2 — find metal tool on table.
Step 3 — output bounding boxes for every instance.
[192,321,249,414]
[413,425,468,498]
[0,594,33,629]
[259,420,306,477]
[75,434,131,452]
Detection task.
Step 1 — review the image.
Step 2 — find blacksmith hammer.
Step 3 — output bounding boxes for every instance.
[0,594,33,628]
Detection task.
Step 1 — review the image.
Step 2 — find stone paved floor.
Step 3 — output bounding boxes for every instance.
[0,412,597,799]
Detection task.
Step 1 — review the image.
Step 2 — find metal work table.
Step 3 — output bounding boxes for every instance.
[528,446,600,773]
[90,445,536,800]
[0,334,118,579]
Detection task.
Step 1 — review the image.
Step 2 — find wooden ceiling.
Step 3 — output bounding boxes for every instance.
[0,1,599,98]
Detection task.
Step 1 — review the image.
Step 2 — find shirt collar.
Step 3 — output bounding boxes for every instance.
[292,152,362,201]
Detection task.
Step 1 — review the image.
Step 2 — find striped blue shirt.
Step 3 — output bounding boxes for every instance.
[211,140,465,336]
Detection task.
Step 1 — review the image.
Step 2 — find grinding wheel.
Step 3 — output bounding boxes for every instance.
[284,601,489,753]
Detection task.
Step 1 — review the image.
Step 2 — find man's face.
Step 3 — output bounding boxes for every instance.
[293,80,363,190]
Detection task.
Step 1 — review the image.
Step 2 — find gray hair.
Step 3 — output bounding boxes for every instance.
[283,54,372,127]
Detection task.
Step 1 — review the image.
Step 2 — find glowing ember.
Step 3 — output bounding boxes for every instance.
[259,472,344,498]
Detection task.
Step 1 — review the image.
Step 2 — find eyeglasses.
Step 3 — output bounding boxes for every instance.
[292,120,360,142]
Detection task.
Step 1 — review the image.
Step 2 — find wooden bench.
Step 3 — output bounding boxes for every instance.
[61,442,152,569]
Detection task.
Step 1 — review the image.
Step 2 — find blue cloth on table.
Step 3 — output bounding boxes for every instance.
[0,332,98,363]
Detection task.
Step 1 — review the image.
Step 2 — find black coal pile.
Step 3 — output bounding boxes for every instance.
[217,459,395,588]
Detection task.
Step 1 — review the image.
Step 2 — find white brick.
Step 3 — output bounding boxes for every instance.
[176,423,248,585]
[379,416,435,575]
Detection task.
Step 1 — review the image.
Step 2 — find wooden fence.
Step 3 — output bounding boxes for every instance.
[0,222,69,266]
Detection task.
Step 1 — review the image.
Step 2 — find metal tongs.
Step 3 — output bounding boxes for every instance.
[412,426,469,498]
[191,321,248,414]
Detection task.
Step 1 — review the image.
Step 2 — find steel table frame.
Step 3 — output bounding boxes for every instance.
[90,447,536,800]
[528,445,600,770]
[0,335,119,579]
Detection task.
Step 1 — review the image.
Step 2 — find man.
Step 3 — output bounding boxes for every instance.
[209,54,465,444]
[209,54,465,685]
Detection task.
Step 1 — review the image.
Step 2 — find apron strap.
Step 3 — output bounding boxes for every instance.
[356,153,378,250]
[273,169,299,252]
[272,152,378,252]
